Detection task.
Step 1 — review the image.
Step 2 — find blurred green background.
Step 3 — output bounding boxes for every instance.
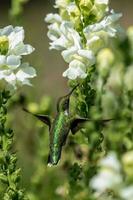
[0,0,133,199]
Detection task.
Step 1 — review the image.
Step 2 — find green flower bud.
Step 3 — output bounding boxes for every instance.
[124,65,133,91]
[67,3,82,31]
[127,26,133,60]
[55,0,70,8]
[122,151,133,177]
[57,0,70,20]
[127,26,133,44]
[97,48,114,78]
[27,102,39,113]
[101,91,118,117]
[78,0,95,25]
[40,96,52,114]
[106,64,124,94]
[79,0,94,15]
[95,0,109,21]
[0,36,9,55]
[60,9,70,20]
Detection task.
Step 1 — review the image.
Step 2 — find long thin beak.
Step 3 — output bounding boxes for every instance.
[65,83,80,98]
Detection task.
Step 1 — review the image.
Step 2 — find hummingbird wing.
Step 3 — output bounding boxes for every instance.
[23,108,52,129]
[70,118,114,135]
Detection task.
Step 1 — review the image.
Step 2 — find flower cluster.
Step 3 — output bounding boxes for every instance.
[0,25,36,90]
[45,0,122,80]
[90,152,133,200]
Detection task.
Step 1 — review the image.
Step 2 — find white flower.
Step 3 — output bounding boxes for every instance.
[0,25,36,90]
[0,26,34,56]
[47,19,81,51]
[45,13,62,24]
[62,49,95,79]
[120,186,133,200]
[63,59,87,79]
[99,152,121,172]
[90,168,122,193]
[84,12,122,38]
[90,152,122,194]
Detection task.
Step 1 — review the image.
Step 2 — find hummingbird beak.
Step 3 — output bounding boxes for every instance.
[65,83,80,98]
[57,84,80,112]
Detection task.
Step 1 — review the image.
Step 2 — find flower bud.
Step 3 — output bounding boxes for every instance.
[97,48,114,78]
[122,151,133,177]
[67,3,82,31]
[0,36,9,55]
[101,91,118,117]
[79,0,94,16]
[127,26,133,60]
[124,65,133,91]
[95,0,109,21]
[27,102,39,113]
[40,96,52,114]
[55,0,70,8]
[106,64,124,94]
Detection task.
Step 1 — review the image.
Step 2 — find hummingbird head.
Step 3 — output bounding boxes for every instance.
[57,84,79,113]
[57,96,70,113]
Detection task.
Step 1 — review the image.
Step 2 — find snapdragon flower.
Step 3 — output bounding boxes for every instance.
[120,186,133,200]
[0,25,36,90]
[45,0,122,80]
[90,152,122,195]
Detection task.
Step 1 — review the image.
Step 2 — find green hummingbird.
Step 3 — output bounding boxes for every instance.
[24,85,112,166]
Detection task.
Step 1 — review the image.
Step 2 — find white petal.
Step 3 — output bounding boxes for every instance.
[62,46,78,63]
[4,73,16,87]
[6,55,21,68]
[0,71,5,79]
[84,12,122,37]
[47,23,61,41]
[90,169,122,192]
[0,55,6,66]
[9,27,24,49]
[0,25,13,36]
[99,152,121,171]
[13,43,35,55]
[78,50,95,65]
[95,0,109,5]
[16,63,36,81]
[60,22,81,49]
[63,60,87,79]
[120,186,133,200]
[55,0,69,8]
[45,13,62,23]
[50,35,67,50]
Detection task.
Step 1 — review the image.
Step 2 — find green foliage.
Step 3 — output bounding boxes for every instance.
[0,91,27,200]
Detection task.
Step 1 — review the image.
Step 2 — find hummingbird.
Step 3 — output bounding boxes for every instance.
[24,85,112,166]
